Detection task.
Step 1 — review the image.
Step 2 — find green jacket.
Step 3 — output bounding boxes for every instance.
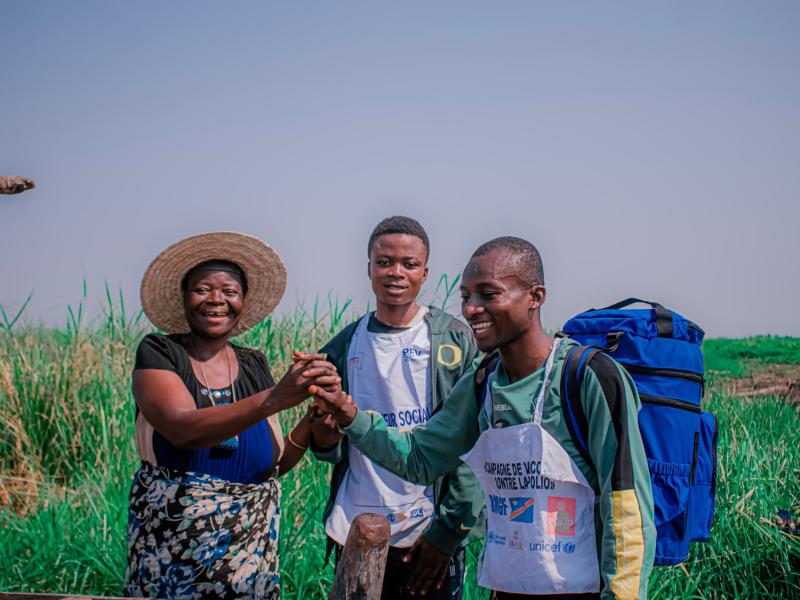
[313,306,485,555]
[344,338,656,599]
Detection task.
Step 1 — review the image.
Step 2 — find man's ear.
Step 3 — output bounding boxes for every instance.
[529,284,546,310]
[367,261,372,280]
[422,265,429,283]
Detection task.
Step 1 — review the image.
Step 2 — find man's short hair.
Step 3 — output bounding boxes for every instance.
[472,236,544,287]
[367,216,430,261]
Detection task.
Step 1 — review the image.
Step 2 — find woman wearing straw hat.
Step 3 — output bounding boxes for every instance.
[125,231,340,600]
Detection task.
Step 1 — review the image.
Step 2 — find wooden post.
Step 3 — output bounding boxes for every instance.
[329,512,391,600]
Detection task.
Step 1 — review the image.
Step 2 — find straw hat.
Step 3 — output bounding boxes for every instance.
[140,231,287,336]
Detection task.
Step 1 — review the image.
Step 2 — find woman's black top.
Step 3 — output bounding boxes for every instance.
[134,333,278,483]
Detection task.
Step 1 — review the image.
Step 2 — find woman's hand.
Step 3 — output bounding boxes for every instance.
[309,405,344,449]
[308,385,357,428]
[268,353,340,412]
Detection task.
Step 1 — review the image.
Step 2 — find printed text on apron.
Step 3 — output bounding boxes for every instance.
[461,339,601,595]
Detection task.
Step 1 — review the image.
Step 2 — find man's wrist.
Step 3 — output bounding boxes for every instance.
[336,406,357,432]
[309,435,340,451]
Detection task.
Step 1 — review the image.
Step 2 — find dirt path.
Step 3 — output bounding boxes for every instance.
[714,363,800,401]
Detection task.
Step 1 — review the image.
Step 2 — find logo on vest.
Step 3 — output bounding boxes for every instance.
[387,507,428,524]
[402,347,425,361]
[546,496,576,536]
[489,494,508,516]
[509,528,524,550]
[436,344,462,367]
[409,507,426,520]
[386,512,407,524]
[487,531,506,546]
[528,541,577,554]
[348,353,363,370]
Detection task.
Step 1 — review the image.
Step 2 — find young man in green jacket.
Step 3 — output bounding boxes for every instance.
[310,236,656,600]
[310,216,484,599]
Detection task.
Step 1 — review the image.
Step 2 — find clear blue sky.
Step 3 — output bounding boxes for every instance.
[2,1,798,337]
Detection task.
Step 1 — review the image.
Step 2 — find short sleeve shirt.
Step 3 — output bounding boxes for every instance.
[134,333,278,484]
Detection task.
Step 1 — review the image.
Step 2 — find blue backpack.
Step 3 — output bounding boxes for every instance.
[560,298,717,565]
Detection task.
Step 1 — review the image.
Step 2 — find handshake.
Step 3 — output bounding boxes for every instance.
[276,350,359,448]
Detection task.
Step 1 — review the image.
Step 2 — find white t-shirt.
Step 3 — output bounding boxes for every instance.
[325,308,435,547]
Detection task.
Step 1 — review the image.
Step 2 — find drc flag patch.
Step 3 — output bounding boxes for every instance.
[508,497,536,523]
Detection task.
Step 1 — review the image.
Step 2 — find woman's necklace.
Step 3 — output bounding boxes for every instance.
[189,337,239,450]
[191,341,238,406]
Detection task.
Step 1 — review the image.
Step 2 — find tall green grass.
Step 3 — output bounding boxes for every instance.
[0,296,798,598]
[703,336,800,378]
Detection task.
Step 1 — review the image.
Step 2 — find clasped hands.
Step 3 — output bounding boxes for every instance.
[290,351,357,429]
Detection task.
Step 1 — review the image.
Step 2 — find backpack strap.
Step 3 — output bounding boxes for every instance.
[474,350,501,411]
[560,345,602,471]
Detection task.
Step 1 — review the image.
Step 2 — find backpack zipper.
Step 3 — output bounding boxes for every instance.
[690,431,699,484]
[620,362,705,396]
[619,362,704,384]
[639,393,702,414]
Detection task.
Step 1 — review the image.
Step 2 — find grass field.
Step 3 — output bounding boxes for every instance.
[0,298,798,598]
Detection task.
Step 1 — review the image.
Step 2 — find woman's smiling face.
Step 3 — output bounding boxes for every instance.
[183,270,245,339]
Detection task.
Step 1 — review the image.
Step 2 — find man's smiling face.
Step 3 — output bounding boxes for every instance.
[460,248,540,353]
[368,233,428,309]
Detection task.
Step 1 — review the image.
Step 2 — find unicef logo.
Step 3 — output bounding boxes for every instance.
[563,542,576,554]
[487,531,495,543]
[387,513,396,523]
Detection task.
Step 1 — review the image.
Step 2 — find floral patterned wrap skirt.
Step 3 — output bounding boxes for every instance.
[125,462,281,599]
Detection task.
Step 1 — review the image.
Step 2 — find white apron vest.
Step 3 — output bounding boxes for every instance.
[461,339,601,594]
[326,312,435,547]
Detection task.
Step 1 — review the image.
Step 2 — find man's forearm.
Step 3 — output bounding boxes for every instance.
[345,409,465,485]
[314,370,482,487]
